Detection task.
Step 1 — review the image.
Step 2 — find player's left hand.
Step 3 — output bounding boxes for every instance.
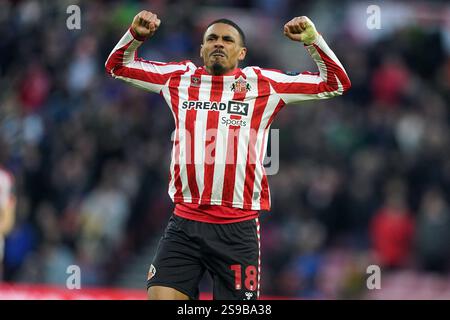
[283,16,318,45]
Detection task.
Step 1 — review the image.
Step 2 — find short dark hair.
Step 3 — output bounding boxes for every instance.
[205,19,246,46]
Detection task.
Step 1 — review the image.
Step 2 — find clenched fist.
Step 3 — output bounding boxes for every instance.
[131,11,161,39]
[283,16,318,45]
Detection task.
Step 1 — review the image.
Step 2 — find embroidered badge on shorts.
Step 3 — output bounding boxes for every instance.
[147,264,156,280]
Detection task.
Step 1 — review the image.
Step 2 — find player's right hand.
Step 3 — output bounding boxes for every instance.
[131,11,161,39]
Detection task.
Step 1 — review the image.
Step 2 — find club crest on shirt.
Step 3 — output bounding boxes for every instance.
[231,77,251,93]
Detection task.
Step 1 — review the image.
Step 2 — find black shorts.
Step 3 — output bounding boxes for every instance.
[147,214,261,300]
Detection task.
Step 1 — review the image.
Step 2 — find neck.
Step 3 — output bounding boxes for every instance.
[205,66,239,76]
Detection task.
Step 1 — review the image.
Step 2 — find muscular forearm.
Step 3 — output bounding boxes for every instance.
[284,16,350,93]
[305,35,351,93]
[261,17,351,104]
[105,11,160,74]
[105,28,142,75]
[105,12,189,94]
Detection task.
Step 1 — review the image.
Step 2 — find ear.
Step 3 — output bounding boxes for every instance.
[200,44,203,58]
[238,47,247,61]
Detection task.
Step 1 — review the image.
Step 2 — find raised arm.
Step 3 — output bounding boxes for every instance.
[261,16,351,105]
[105,11,191,93]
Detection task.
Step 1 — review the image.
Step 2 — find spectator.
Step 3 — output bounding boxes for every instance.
[0,0,449,298]
[370,179,415,270]
[415,187,450,274]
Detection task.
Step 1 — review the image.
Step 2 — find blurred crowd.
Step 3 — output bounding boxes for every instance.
[1,0,450,298]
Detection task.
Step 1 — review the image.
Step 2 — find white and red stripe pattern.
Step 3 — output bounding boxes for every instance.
[105,28,193,93]
[106,30,350,218]
[260,35,351,104]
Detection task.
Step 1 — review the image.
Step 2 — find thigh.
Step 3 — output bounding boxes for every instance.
[203,218,261,300]
[147,286,189,300]
[147,215,205,300]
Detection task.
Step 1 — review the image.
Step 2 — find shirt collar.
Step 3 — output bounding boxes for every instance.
[199,66,242,77]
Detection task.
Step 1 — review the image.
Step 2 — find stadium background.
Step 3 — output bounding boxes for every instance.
[1,0,450,299]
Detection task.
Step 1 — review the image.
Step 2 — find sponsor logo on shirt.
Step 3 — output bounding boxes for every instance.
[227,101,248,116]
[181,100,249,116]
[182,100,227,111]
[221,116,247,127]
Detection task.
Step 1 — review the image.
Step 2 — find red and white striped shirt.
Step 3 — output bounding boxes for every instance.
[106,28,351,221]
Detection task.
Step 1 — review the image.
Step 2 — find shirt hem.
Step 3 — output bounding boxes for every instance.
[174,210,259,224]
[171,196,270,211]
